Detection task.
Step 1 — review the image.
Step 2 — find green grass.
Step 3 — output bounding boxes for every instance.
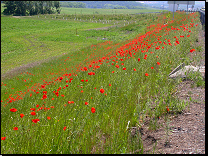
[1,11,204,154]
[60,7,165,15]
[1,12,160,75]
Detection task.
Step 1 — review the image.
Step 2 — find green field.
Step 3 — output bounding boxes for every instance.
[60,7,165,15]
[1,12,160,75]
[1,9,204,154]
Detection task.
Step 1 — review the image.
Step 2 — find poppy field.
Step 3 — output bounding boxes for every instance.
[1,11,204,154]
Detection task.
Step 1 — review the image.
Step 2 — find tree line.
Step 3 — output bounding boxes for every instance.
[60,1,86,8]
[2,1,61,16]
[59,1,148,9]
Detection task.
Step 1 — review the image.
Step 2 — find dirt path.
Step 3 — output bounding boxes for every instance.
[139,24,205,154]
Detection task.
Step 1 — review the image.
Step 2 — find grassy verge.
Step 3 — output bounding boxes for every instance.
[1,11,204,154]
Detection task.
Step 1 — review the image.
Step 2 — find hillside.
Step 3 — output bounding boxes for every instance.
[60,1,151,9]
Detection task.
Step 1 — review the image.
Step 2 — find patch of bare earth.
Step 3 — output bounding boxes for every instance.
[137,24,205,154]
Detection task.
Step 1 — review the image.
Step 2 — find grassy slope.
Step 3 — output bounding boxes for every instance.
[1,10,204,154]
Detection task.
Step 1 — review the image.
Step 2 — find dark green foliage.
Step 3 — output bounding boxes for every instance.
[2,1,61,16]
[60,1,86,8]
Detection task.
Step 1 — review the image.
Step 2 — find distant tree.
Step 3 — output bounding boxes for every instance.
[13,1,27,16]
[3,1,60,16]
[54,1,61,14]
[3,1,16,15]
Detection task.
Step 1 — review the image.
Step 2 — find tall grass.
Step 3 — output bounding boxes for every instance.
[1,11,203,154]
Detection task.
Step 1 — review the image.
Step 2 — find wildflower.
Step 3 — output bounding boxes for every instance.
[1,137,6,140]
[109,84,111,86]
[190,49,195,53]
[32,119,40,123]
[63,126,67,131]
[81,79,84,82]
[151,67,154,69]
[115,65,119,68]
[36,104,39,107]
[60,77,63,80]
[91,107,96,113]
[133,68,136,71]
[138,58,140,62]
[47,116,51,120]
[31,112,36,116]
[145,73,149,76]
[83,67,88,71]
[157,62,161,65]
[100,89,105,93]
[85,79,88,82]
[13,127,18,130]
[85,102,88,105]
[166,106,169,112]
[10,108,17,112]
[43,94,47,99]
[123,67,126,70]
[51,106,54,108]
[112,71,115,73]
[20,113,25,118]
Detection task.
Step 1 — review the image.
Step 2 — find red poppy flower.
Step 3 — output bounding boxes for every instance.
[151,67,154,69]
[20,113,25,118]
[63,126,67,131]
[43,94,47,99]
[59,77,63,80]
[145,73,149,76]
[100,89,105,93]
[112,71,115,73]
[1,137,6,140]
[91,107,96,113]
[85,102,88,105]
[133,68,136,71]
[109,84,111,86]
[51,106,54,108]
[115,65,119,68]
[10,108,17,112]
[81,79,84,82]
[83,67,88,71]
[47,116,51,120]
[85,79,88,82]
[157,62,160,65]
[13,127,18,130]
[32,119,40,123]
[43,91,47,94]
[36,104,39,107]
[123,67,126,70]
[166,106,169,112]
[31,112,36,116]
[190,49,195,53]
[138,58,140,62]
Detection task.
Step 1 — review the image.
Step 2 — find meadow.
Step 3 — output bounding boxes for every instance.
[1,10,204,154]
